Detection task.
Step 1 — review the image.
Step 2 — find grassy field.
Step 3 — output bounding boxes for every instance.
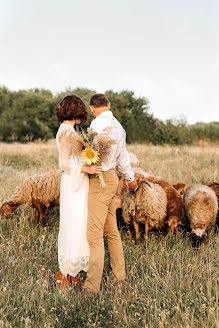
[0,141,218,328]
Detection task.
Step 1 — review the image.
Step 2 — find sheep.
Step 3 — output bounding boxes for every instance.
[205,181,219,223]
[205,182,219,201]
[116,172,183,234]
[129,152,140,167]
[122,174,167,245]
[183,184,218,247]
[145,176,184,234]
[116,152,183,234]
[0,170,61,226]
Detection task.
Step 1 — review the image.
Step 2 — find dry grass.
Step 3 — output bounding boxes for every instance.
[0,141,219,328]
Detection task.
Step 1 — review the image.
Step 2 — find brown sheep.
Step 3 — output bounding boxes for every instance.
[145,176,184,234]
[115,173,183,235]
[205,181,219,223]
[206,181,219,201]
[0,170,61,226]
[183,184,218,247]
[122,174,167,245]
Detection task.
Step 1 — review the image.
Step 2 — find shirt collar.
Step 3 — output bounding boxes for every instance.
[94,110,113,120]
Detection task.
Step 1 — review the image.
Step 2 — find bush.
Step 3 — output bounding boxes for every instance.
[0,86,218,144]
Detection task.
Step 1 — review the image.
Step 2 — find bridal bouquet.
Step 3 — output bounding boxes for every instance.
[79,127,114,188]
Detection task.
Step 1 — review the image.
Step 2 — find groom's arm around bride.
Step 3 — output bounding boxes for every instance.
[83,93,137,294]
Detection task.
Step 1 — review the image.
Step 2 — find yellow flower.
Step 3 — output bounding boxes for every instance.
[81,148,99,165]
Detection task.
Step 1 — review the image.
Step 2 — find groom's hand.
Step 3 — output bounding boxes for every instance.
[128,176,138,191]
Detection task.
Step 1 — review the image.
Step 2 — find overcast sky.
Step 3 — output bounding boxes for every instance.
[0,0,219,123]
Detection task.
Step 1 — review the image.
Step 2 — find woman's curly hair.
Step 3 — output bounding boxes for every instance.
[56,95,88,123]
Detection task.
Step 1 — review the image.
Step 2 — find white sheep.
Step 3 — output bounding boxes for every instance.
[129,152,140,167]
[0,170,62,226]
[122,174,167,245]
[183,184,218,247]
[116,171,183,235]
[146,176,184,234]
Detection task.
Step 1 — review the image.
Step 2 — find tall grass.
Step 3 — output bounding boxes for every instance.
[0,141,218,328]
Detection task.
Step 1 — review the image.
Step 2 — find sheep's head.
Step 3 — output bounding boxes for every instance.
[191,230,207,249]
[172,183,188,195]
[0,202,19,218]
[135,174,152,189]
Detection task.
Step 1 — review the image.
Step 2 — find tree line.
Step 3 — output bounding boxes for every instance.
[0,86,218,144]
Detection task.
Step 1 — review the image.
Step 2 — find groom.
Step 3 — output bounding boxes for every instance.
[83,94,138,293]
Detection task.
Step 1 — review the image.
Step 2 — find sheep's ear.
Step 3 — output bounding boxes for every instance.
[8,202,15,206]
[137,175,143,185]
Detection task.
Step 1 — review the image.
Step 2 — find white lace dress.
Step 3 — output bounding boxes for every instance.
[56,123,89,277]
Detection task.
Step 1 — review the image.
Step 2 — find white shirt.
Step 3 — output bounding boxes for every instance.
[90,111,134,182]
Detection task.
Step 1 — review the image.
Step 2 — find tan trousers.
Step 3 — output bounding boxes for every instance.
[84,169,126,293]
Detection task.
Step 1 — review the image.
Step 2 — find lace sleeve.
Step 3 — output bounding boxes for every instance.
[58,130,82,172]
[58,129,85,192]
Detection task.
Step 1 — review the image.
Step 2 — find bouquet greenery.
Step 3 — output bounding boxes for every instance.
[80,127,113,188]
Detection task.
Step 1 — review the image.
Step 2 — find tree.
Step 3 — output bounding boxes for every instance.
[0,86,218,144]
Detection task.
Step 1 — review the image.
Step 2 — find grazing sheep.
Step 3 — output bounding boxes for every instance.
[183,184,218,247]
[145,176,184,234]
[116,152,183,235]
[205,181,219,223]
[122,174,167,245]
[115,172,183,235]
[205,182,219,201]
[0,170,61,226]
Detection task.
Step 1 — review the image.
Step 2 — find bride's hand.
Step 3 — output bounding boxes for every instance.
[81,165,102,175]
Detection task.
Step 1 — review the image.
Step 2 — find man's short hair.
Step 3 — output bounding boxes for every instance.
[90,94,109,108]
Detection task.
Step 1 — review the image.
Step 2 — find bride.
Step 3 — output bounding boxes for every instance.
[55,95,102,288]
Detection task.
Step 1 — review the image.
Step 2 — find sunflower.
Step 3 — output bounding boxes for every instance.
[81,148,99,165]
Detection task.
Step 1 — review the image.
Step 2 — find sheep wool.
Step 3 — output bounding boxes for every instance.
[183,184,218,237]
[129,152,140,167]
[206,181,219,206]
[133,167,150,177]
[7,170,62,208]
[122,177,167,230]
[145,176,183,234]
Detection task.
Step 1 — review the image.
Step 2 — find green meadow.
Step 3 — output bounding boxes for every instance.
[0,141,218,328]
